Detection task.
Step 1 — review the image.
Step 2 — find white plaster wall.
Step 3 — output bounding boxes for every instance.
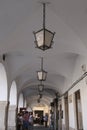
[68,93,76,129]
[80,79,87,130]
[0,63,7,101]
[68,79,87,130]
[67,55,87,130]
[9,81,17,105]
[72,55,87,83]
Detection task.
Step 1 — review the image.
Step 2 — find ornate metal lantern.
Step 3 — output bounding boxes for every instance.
[33,3,55,51]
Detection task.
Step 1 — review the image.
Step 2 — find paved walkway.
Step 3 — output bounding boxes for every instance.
[33,124,50,130]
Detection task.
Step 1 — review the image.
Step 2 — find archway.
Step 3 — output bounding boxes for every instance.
[8,81,17,130]
[0,63,7,101]
[0,63,8,130]
[24,98,27,108]
[9,81,17,105]
[18,93,24,113]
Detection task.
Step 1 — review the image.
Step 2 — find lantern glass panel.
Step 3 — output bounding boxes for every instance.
[45,29,54,47]
[37,71,47,81]
[36,30,43,47]
[35,29,54,50]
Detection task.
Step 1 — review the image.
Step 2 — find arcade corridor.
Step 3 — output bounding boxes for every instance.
[0,0,87,130]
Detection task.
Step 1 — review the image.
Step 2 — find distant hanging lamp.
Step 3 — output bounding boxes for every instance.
[38,81,44,92]
[37,57,47,81]
[38,92,43,99]
[33,3,55,51]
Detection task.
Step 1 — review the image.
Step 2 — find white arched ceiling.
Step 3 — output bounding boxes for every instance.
[23,85,57,99]
[9,81,17,105]
[27,95,52,108]
[50,0,87,48]
[18,93,24,108]
[0,63,7,101]
[17,52,78,97]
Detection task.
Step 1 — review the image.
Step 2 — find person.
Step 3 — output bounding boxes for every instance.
[29,112,33,130]
[23,111,29,130]
[40,115,44,125]
[44,113,48,127]
[17,113,23,130]
[49,112,54,130]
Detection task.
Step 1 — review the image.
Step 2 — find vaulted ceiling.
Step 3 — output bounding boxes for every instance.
[1,0,87,106]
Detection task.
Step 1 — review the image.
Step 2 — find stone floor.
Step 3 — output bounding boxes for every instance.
[33,124,50,130]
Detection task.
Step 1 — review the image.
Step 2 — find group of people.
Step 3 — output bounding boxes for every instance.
[17,111,54,130]
[17,111,33,130]
[33,113,48,127]
[39,112,54,129]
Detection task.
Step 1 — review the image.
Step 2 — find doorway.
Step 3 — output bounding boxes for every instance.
[34,110,43,124]
[75,90,83,130]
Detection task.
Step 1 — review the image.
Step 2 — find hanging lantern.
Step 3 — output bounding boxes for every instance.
[33,3,55,51]
[37,57,47,81]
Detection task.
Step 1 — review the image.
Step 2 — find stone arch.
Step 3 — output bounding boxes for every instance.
[24,98,27,108]
[8,81,17,130]
[18,93,24,108]
[0,63,8,130]
[0,63,8,101]
[9,81,17,105]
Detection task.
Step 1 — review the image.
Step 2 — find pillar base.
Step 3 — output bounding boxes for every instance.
[8,126,16,130]
[8,105,17,130]
[0,101,8,130]
[69,127,75,130]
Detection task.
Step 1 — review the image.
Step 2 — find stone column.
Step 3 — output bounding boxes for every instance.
[50,102,54,113]
[0,101,8,130]
[59,104,62,130]
[54,98,58,130]
[50,102,55,129]
[8,105,17,130]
